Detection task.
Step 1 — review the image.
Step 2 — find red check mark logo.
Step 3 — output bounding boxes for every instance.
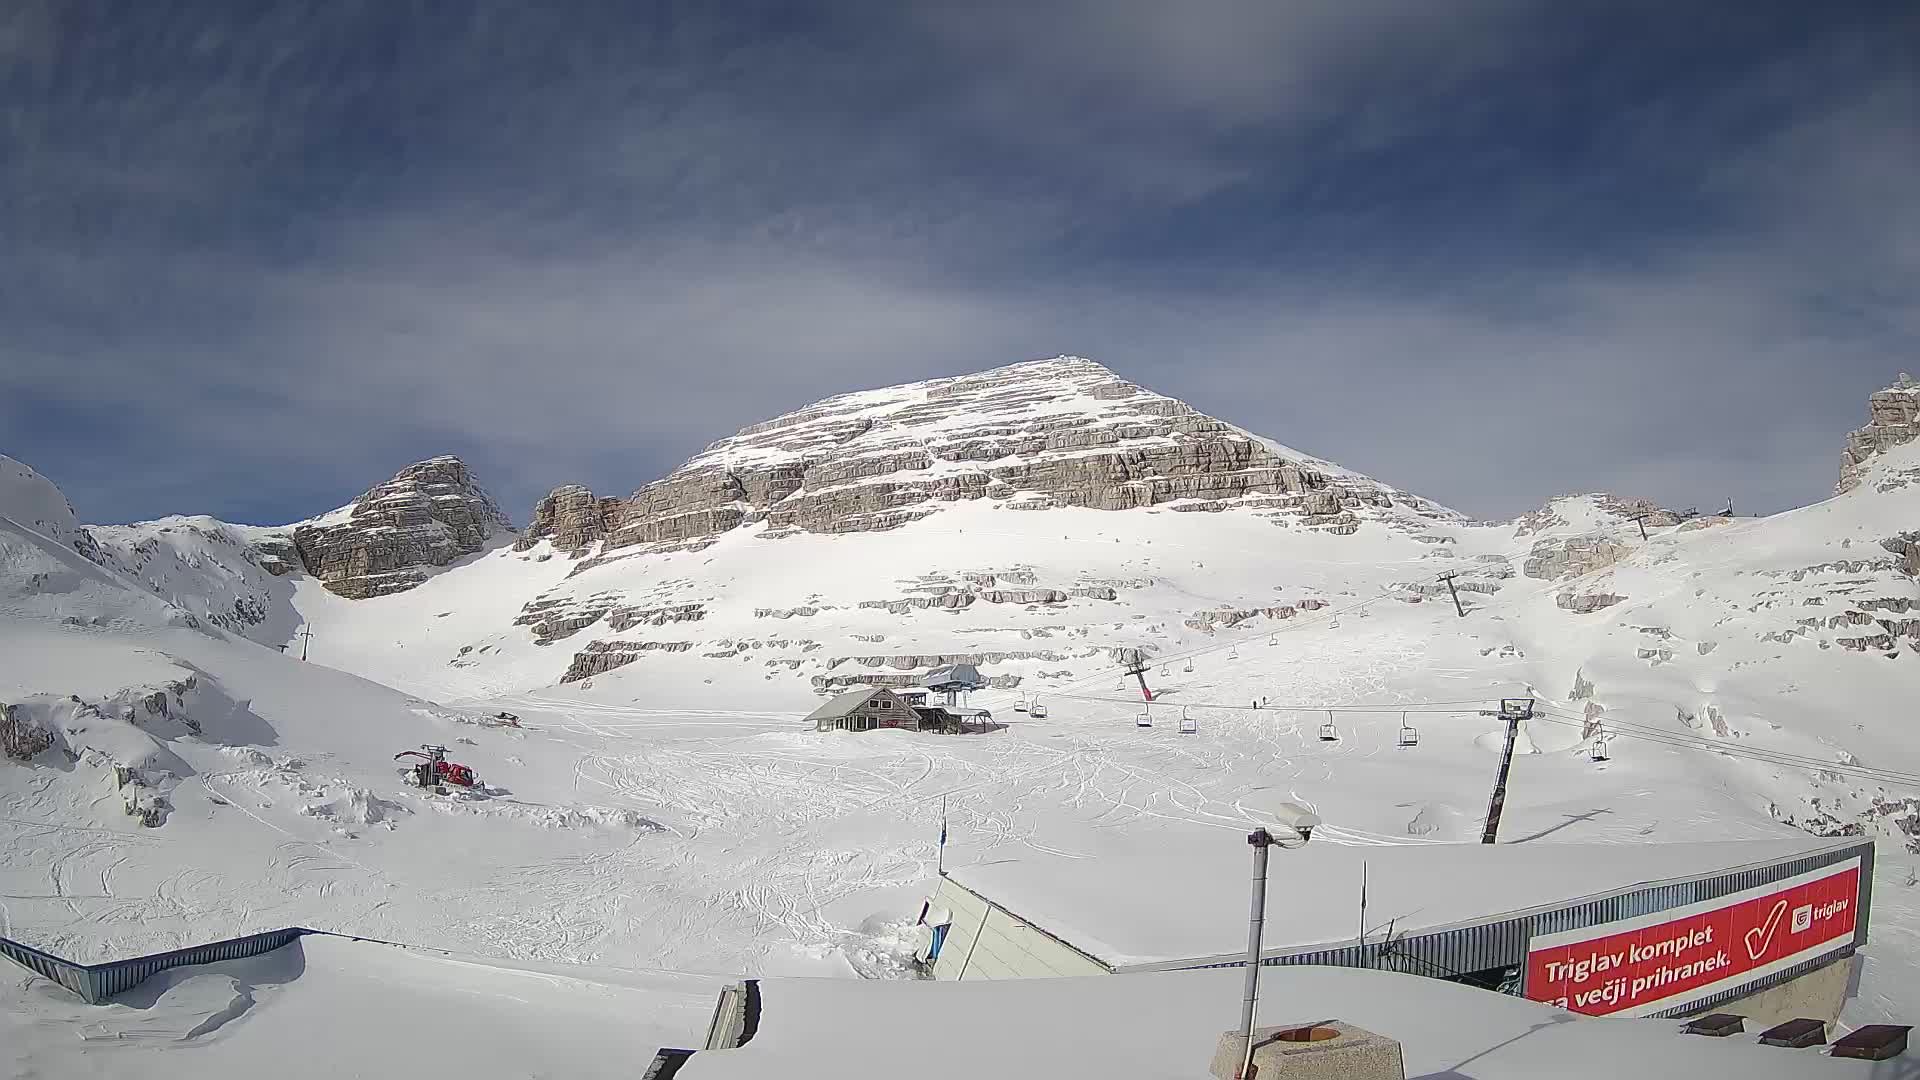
[1745,900,1789,961]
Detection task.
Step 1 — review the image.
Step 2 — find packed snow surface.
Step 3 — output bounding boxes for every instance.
[1,935,721,1080]
[6,361,1920,1074]
[681,964,1895,1080]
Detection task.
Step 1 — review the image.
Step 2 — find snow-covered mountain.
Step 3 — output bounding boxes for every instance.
[6,357,1920,1036]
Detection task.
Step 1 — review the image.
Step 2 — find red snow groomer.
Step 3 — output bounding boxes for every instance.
[396,744,477,789]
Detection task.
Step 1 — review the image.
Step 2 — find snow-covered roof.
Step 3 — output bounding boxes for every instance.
[4,935,723,1080]
[802,686,892,721]
[675,964,1900,1079]
[946,837,1855,969]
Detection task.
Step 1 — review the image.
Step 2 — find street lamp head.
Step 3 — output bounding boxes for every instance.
[1269,801,1321,845]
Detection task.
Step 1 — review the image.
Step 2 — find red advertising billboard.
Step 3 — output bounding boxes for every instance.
[1525,857,1860,1017]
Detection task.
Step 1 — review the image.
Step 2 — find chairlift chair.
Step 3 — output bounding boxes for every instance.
[1179,707,1197,735]
[1031,701,1048,719]
[1113,678,1126,692]
[1183,658,1194,673]
[1014,694,1028,714]
[1267,634,1278,647]
[1228,646,1240,660]
[1159,664,1170,677]
[1398,712,1419,748]
[1136,708,1153,728]
[1589,735,1611,763]
[1319,710,1340,742]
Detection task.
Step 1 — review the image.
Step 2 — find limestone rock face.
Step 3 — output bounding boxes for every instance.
[1,702,55,761]
[292,456,512,599]
[1839,375,1920,493]
[515,485,615,556]
[1523,536,1630,580]
[525,358,1453,557]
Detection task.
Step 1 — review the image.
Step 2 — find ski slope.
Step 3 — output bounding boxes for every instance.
[6,365,1920,1069]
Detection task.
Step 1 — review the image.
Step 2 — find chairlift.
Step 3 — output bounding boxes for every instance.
[1397,712,1419,748]
[1113,678,1126,692]
[1159,664,1170,677]
[1031,701,1048,719]
[1183,658,1194,673]
[1589,734,1611,763]
[1228,646,1240,660]
[1014,694,1028,714]
[1319,710,1340,742]
[1179,707,1197,735]
[1267,634,1278,647]
[1136,708,1153,729]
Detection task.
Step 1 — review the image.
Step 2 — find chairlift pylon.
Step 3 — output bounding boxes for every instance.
[1319,710,1339,742]
[1398,711,1419,748]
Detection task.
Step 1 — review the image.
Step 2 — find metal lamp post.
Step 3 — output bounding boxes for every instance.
[1236,803,1318,1080]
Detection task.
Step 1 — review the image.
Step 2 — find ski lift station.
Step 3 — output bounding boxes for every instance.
[806,682,998,734]
[915,835,1875,1025]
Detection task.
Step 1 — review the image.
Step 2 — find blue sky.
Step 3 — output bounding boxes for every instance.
[2,1,1915,524]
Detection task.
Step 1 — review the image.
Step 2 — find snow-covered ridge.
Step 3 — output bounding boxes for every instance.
[288,455,514,599]
[0,455,90,552]
[517,356,1458,562]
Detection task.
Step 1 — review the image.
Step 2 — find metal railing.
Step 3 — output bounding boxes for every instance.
[0,926,309,1005]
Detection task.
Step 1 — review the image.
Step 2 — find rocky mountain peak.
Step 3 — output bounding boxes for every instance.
[514,484,615,558]
[292,455,512,599]
[515,356,1454,563]
[1838,374,1920,494]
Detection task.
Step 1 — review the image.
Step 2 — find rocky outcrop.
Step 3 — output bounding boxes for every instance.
[1185,605,1297,631]
[1557,592,1626,613]
[858,593,976,613]
[249,533,301,576]
[293,457,512,599]
[561,358,1450,555]
[606,603,707,631]
[515,484,617,556]
[980,588,1068,605]
[1511,493,1679,537]
[1523,536,1630,580]
[756,606,835,619]
[827,650,1066,671]
[1839,375,1920,493]
[1882,532,1920,577]
[1,702,55,761]
[560,640,697,683]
